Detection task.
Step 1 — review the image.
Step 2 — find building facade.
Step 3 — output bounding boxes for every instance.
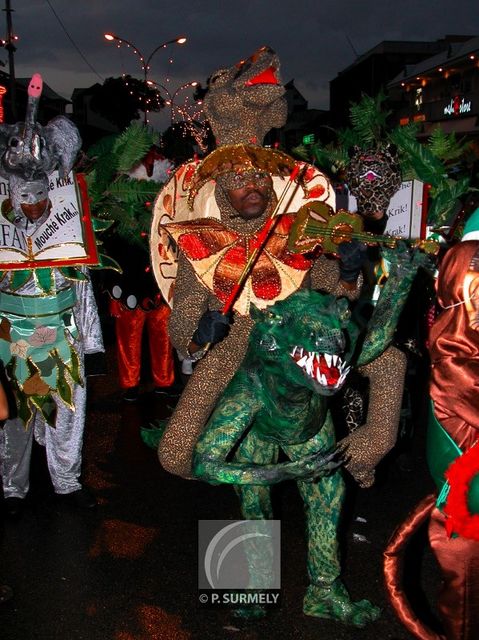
[329,39,459,127]
[388,36,479,138]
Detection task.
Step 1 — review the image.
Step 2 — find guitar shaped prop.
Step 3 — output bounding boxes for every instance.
[288,201,439,257]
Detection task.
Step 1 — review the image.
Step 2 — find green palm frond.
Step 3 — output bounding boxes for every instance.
[312,143,350,176]
[87,133,118,159]
[84,123,171,248]
[107,177,162,205]
[291,144,310,161]
[336,127,361,150]
[427,127,468,163]
[301,92,473,228]
[389,128,446,188]
[349,93,390,147]
[113,122,158,173]
[428,176,472,227]
[86,136,118,194]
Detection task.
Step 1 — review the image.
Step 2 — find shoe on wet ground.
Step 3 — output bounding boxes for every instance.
[56,487,97,509]
[3,497,25,520]
[122,386,139,402]
[154,386,182,398]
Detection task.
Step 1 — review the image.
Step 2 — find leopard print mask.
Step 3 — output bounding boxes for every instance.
[345,145,402,219]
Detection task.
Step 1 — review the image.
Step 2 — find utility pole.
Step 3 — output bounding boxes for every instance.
[3,0,17,120]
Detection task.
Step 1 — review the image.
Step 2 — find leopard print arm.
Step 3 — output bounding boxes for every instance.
[168,252,210,356]
[341,346,407,487]
[310,255,362,300]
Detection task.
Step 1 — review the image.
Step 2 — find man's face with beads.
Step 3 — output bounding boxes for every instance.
[224,170,273,220]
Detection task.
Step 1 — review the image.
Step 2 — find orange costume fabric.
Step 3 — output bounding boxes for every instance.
[165,214,314,313]
[428,240,479,640]
[109,298,174,390]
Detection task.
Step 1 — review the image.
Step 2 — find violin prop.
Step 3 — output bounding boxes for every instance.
[288,201,440,256]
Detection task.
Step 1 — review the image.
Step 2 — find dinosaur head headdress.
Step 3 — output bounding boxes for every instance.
[203,46,287,147]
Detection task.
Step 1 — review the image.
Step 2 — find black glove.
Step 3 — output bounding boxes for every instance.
[338,240,367,283]
[192,310,232,346]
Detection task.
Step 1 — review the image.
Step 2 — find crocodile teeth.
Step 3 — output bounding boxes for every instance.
[297,355,308,368]
[292,348,350,391]
[307,353,315,376]
[334,367,351,388]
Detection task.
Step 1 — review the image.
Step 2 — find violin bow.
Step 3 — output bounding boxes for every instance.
[198,163,306,355]
[221,162,305,314]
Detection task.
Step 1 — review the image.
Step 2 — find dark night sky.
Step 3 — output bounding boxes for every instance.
[7,0,478,131]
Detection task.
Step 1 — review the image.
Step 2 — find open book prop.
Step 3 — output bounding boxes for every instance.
[0,74,114,294]
[0,170,98,270]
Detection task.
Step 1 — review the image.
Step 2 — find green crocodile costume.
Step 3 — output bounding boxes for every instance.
[193,246,427,626]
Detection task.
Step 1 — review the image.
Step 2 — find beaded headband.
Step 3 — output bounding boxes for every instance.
[187,144,299,209]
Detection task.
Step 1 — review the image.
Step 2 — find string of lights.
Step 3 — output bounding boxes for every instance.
[145,78,208,149]
[104,33,187,124]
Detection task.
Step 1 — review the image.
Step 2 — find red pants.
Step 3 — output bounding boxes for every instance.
[429,507,479,640]
[112,301,175,389]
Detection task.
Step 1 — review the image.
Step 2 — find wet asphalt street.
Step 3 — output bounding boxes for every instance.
[1,346,442,640]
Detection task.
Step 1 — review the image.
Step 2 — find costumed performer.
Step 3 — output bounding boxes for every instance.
[384,228,479,640]
[0,75,104,517]
[427,237,479,640]
[89,137,177,402]
[192,226,427,623]
[0,377,13,602]
[153,46,407,491]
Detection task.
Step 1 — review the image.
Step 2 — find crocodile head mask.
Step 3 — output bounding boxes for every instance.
[249,289,353,397]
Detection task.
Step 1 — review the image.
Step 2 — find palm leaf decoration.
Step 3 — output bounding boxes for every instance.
[428,127,465,163]
[85,123,167,249]
[114,122,157,174]
[348,92,390,147]
[314,143,350,177]
[389,128,446,188]
[389,126,472,226]
[298,92,474,228]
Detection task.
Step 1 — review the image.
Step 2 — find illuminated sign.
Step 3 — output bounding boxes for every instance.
[444,96,472,116]
[0,85,6,123]
[302,133,315,145]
